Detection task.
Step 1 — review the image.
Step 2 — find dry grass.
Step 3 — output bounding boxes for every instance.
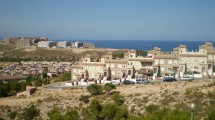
[0,79,215,119]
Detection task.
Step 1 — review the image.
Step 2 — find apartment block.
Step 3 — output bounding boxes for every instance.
[71,42,215,81]
[38,41,56,48]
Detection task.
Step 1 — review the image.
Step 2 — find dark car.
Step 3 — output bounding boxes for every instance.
[163,77,177,82]
[122,80,135,85]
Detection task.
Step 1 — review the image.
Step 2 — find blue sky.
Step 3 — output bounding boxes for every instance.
[0,0,215,41]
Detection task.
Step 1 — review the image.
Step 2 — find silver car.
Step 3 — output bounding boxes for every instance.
[136,78,150,84]
[180,76,194,81]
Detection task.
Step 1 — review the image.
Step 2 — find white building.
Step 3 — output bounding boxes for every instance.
[38,41,56,48]
[74,41,83,48]
[57,41,69,48]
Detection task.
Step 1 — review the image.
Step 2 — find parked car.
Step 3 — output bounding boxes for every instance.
[122,80,135,85]
[111,81,120,85]
[180,76,194,81]
[136,78,150,84]
[163,77,177,82]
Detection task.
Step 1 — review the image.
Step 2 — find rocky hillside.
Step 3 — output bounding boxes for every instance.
[0,79,215,119]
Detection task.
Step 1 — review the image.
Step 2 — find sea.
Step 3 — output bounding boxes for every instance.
[57,40,215,52]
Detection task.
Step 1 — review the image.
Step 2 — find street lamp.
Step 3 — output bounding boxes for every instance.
[190,103,195,120]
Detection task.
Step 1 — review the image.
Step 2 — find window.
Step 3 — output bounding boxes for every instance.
[118,64,122,68]
[168,60,172,64]
[111,64,114,68]
[155,60,158,64]
[161,67,165,71]
[194,66,198,69]
[135,62,139,66]
[106,64,110,68]
[154,68,157,73]
[168,68,172,71]
[160,60,164,64]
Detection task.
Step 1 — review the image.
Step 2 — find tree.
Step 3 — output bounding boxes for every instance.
[22,106,40,120]
[63,108,79,120]
[61,73,71,81]
[101,103,128,120]
[104,83,116,94]
[82,99,102,120]
[79,95,90,103]
[114,105,128,120]
[85,69,89,80]
[136,50,148,57]
[47,108,63,120]
[206,109,215,120]
[101,103,116,119]
[157,64,161,77]
[107,67,112,80]
[87,84,103,95]
[213,62,215,73]
[131,66,136,79]
[145,104,159,114]
[35,78,43,87]
[42,72,48,79]
[8,111,17,120]
[112,93,125,106]
[184,62,188,74]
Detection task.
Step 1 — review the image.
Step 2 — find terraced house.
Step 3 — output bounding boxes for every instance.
[71,42,215,81]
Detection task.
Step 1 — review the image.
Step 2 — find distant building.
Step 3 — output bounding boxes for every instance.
[23,37,48,45]
[74,41,83,48]
[5,37,21,44]
[38,41,56,48]
[16,38,31,48]
[57,41,70,48]
[4,37,48,46]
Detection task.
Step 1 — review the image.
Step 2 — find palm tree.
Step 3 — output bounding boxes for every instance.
[157,64,161,77]
[85,69,89,81]
[184,62,188,74]
[131,66,136,79]
[107,67,111,80]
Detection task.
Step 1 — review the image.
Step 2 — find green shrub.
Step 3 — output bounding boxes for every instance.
[8,111,17,120]
[82,99,102,120]
[22,106,40,120]
[35,78,43,87]
[161,95,176,106]
[103,83,116,94]
[145,104,159,114]
[206,109,215,120]
[79,95,90,103]
[87,84,103,95]
[47,108,63,120]
[112,93,125,106]
[101,103,128,120]
[63,108,79,120]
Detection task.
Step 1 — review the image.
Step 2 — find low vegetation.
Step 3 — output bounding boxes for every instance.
[22,106,40,120]
[103,83,116,94]
[87,84,103,95]
[1,79,215,119]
